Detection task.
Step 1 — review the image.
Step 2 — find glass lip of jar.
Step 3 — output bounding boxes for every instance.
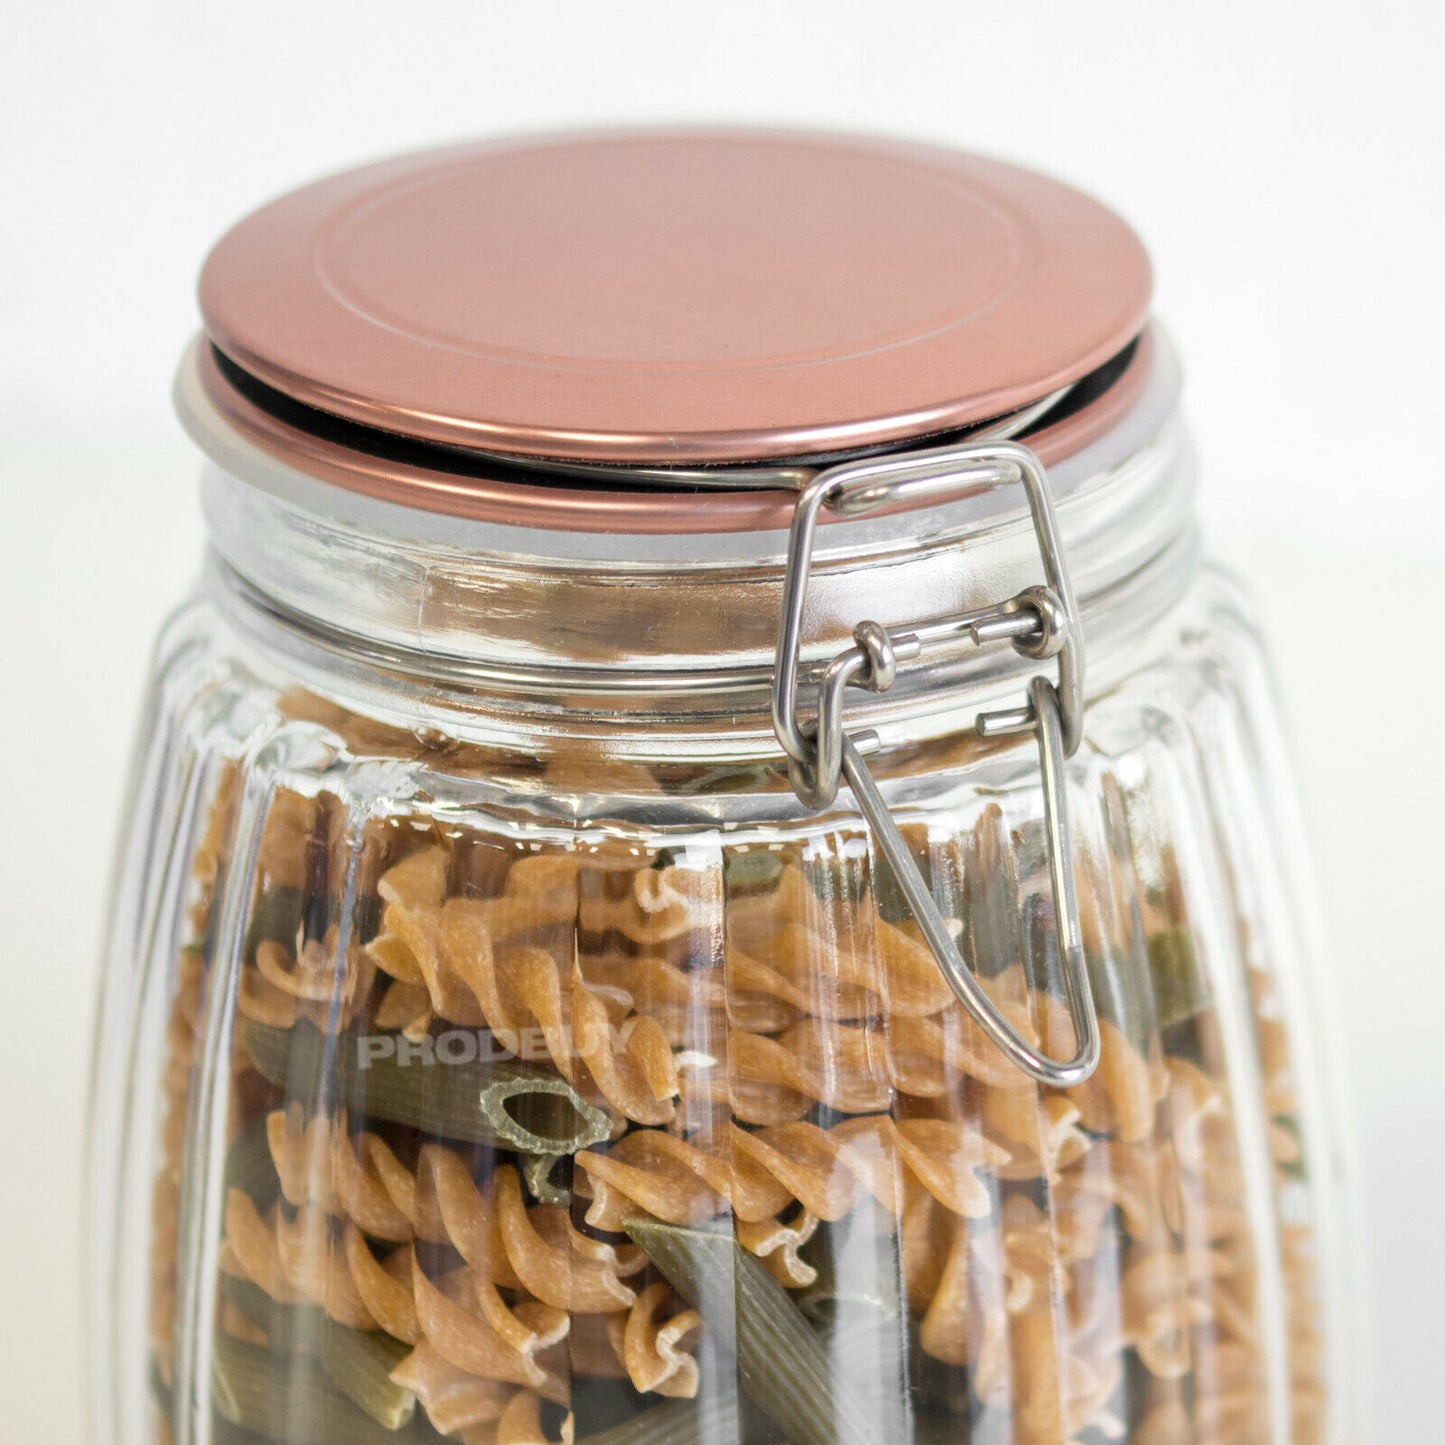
[186,326,1195,734]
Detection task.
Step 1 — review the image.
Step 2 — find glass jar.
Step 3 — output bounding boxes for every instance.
[88,130,1354,1445]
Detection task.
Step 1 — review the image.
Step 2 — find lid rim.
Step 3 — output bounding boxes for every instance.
[205,326,1144,466]
[206,336,1138,484]
[197,127,1153,466]
[181,326,1161,537]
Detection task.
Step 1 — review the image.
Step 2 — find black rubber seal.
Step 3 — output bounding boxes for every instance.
[210,335,1140,495]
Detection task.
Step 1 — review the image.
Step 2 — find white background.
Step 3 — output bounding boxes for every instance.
[2,4,1441,1439]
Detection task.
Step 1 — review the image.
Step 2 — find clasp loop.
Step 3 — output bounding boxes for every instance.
[771,439,1100,1088]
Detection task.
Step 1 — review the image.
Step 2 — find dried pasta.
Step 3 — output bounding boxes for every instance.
[577,1115,1009,1234]
[608,1282,702,1399]
[140,768,1325,1445]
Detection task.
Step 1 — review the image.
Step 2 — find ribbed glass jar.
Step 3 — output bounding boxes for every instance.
[88,340,1353,1444]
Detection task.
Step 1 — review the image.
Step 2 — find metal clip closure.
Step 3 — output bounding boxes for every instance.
[771,441,1100,1088]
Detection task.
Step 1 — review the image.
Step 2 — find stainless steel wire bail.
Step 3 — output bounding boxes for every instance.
[771,439,1102,1088]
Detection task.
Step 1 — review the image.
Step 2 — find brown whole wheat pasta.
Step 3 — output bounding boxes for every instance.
[140,766,1317,1444]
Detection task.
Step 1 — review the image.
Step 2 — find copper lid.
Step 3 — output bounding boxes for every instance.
[198,128,1151,469]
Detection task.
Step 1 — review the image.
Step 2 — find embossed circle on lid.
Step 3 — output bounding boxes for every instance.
[198,129,1152,466]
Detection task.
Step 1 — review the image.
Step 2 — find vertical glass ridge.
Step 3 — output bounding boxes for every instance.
[88,619,243,1445]
[170,724,336,1445]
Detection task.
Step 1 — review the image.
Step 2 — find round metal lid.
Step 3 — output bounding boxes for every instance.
[198,128,1152,466]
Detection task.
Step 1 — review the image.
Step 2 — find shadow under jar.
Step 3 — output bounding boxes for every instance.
[88,130,1354,1445]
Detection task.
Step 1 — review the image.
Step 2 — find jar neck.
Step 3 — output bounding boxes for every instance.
[197,335,1197,758]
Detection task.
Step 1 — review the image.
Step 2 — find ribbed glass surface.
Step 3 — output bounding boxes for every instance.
[89,570,1348,1445]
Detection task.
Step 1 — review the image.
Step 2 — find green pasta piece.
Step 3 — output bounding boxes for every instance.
[222,1278,416,1429]
[164,1358,297,1445]
[1147,925,1212,1029]
[242,1018,336,1104]
[511,1086,601,1165]
[522,1151,570,1205]
[244,885,306,965]
[148,1355,176,1432]
[795,1213,903,1329]
[211,1420,273,1445]
[1123,1347,1157,1440]
[1271,1114,1308,1181]
[1081,935,1154,1052]
[573,1394,741,1445]
[802,854,868,915]
[223,1114,281,1212]
[670,763,773,797]
[911,1408,985,1445]
[1066,910,1174,1054]
[797,1210,917,1441]
[722,849,786,893]
[870,841,937,926]
[212,1334,440,1443]
[320,1322,416,1431]
[243,1020,611,1154]
[624,1218,875,1445]
[966,830,1025,981]
[222,1276,278,1333]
